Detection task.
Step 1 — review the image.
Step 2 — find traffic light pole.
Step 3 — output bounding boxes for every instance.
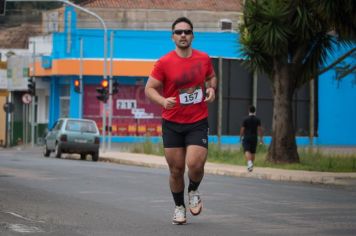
[31,41,36,147]
[108,31,114,150]
[79,38,83,118]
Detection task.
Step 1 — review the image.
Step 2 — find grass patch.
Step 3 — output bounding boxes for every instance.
[131,140,164,156]
[128,142,356,173]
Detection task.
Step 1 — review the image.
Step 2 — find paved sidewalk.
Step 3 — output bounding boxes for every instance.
[99,151,356,186]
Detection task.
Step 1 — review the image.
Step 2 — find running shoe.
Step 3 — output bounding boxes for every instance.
[188,190,202,216]
[247,162,254,172]
[172,205,186,225]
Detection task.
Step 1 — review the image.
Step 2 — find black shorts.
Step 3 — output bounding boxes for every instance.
[162,118,209,149]
[242,136,258,153]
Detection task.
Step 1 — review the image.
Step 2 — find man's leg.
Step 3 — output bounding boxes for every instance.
[187,145,207,184]
[245,150,253,162]
[245,150,254,172]
[186,145,207,215]
[165,147,187,224]
[251,153,256,163]
[165,147,186,193]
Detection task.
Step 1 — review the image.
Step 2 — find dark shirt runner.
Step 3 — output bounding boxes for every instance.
[240,105,263,172]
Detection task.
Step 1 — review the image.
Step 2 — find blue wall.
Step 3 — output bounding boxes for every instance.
[52,29,240,60]
[317,44,356,145]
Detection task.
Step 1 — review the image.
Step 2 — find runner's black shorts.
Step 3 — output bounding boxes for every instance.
[242,136,258,153]
[162,118,209,149]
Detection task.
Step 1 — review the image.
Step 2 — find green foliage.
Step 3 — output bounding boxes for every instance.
[132,140,164,156]
[128,142,356,172]
[239,0,355,83]
[311,0,356,40]
[209,144,356,172]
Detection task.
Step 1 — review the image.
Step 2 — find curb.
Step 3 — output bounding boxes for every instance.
[98,156,356,187]
[100,157,167,169]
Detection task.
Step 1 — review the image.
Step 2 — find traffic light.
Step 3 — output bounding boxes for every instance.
[74,79,80,93]
[96,79,109,103]
[27,78,36,96]
[112,81,118,95]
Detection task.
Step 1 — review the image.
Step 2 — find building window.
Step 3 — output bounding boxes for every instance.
[219,19,232,31]
[45,95,49,122]
[60,85,70,118]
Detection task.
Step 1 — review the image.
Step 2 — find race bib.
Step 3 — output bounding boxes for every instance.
[178,86,203,105]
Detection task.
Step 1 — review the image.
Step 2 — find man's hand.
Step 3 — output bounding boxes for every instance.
[162,97,176,109]
[204,87,216,103]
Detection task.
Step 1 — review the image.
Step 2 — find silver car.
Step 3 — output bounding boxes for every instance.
[43,118,100,161]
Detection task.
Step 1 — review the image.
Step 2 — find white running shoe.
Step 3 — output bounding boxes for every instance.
[247,161,254,172]
[172,205,186,225]
[188,190,202,216]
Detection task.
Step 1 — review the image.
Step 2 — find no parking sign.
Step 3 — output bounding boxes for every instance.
[22,93,32,104]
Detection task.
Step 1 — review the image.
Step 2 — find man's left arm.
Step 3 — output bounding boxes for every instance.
[258,125,263,144]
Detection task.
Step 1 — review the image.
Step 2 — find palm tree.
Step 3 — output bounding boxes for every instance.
[239,0,355,163]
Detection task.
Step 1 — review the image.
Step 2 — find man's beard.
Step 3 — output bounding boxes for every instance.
[176,41,191,49]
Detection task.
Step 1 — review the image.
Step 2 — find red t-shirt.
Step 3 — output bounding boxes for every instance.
[150,49,215,124]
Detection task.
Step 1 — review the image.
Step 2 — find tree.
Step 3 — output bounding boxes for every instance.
[239,0,355,163]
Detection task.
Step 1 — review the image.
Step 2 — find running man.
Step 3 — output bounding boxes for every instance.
[145,17,217,224]
[240,105,263,172]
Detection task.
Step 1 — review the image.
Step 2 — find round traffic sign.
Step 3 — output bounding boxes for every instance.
[22,93,32,104]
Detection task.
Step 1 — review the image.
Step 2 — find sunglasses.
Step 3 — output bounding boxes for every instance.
[173,29,193,35]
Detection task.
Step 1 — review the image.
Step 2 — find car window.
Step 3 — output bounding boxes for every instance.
[51,121,58,131]
[65,120,97,133]
[54,120,63,131]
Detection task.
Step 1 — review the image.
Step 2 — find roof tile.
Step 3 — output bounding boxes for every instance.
[80,0,242,12]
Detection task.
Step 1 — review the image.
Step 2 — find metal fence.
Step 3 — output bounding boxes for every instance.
[208,58,316,136]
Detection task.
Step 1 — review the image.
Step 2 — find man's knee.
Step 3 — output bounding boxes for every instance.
[170,166,185,179]
[187,161,204,173]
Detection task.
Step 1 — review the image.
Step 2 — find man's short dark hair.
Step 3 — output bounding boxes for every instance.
[172,17,194,31]
[249,105,256,113]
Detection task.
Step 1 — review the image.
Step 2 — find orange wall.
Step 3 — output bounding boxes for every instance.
[32,59,156,77]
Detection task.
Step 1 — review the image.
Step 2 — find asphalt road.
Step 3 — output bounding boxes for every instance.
[0,148,356,236]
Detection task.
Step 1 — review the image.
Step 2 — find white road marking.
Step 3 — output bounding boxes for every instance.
[8,224,43,233]
[5,211,45,223]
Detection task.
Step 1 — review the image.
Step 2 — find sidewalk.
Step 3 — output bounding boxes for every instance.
[99,150,356,186]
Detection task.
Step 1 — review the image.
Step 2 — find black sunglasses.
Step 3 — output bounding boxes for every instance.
[173,29,193,35]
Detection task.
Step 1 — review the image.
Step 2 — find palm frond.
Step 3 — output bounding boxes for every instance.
[311,0,356,40]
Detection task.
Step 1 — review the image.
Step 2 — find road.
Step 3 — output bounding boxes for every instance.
[0,147,356,236]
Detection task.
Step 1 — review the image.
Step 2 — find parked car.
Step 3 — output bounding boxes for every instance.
[43,118,100,161]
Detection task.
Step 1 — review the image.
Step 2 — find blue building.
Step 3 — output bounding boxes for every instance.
[32,6,356,146]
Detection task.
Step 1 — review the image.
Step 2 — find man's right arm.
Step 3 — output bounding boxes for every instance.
[145,76,176,109]
[239,126,245,143]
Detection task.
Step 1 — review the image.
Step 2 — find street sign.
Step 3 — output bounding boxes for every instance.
[3,102,14,113]
[22,93,32,104]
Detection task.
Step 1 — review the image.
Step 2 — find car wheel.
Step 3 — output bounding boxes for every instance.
[55,143,62,158]
[43,143,50,157]
[92,151,99,162]
[80,153,86,160]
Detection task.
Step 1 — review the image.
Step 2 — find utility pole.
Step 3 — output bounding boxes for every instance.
[108,31,114,150]
[31,41,36,147]
[217,57,223,148]
[79,37,83,118]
